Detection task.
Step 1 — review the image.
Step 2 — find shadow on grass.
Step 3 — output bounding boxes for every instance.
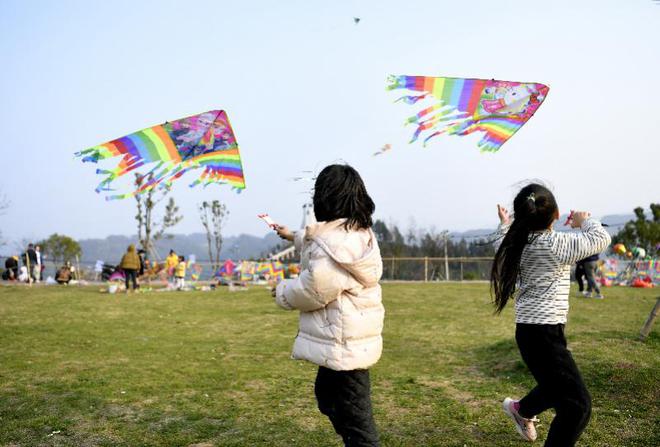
[469,334,659,412]
[471,338,528,380]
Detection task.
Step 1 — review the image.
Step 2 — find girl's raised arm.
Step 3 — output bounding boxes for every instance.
[551,217,611,265]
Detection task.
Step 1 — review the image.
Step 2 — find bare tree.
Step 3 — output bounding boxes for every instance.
[198,200,229,270]
[134,173,183,260]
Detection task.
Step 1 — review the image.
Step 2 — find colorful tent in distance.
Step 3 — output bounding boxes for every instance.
[76,110,246,200]
[387,75,549,152]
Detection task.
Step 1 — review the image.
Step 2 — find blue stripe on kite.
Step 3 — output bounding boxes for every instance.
[457,79,474,111]
[449,78,465,110]
[126,134,150,160]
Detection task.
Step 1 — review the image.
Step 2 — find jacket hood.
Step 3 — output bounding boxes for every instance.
[127,244,136,253]
[305,219,382,287]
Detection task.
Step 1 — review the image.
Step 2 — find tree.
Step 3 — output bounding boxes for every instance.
[612,204,660,253]
[134,173,183,259]
[199,200,229,270]
[372,220,391,244]
[39,234,81,264]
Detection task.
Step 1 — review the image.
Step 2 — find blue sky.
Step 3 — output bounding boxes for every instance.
[0,0,657,245]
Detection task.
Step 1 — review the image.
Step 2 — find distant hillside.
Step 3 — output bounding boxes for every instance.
[79,232,282,264]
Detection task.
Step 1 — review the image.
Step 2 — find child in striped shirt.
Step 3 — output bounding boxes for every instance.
[491,183,611,446]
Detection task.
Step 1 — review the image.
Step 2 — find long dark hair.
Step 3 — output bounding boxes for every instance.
[313,164,375,230]
[490,183,558,313]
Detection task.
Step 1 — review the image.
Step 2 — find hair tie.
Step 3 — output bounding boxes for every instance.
[527,193,536,203]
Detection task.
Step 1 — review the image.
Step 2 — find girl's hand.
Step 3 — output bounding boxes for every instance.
[497,204,511,225]
[275,225,294,241]
[570,211,591,228]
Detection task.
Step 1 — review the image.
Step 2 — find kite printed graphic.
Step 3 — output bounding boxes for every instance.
[387,75,549,152]
[76,110,245,200]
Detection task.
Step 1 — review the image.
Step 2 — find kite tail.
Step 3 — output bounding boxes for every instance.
[386,75,407,90]
[405,104,440,125]
[76,146,114,163]
[105,192,135,201]
[422,130,447,147]
[395,93,429,105]
[405,104,461,126]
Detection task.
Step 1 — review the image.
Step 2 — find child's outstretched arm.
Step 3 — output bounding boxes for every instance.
[551,212,611,265]
[492,204,512,251]
[275,246,352,312]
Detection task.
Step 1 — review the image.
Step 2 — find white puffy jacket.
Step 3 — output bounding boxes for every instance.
[275,219,384,371]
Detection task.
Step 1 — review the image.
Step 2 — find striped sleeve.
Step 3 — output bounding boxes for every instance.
[492,222,511,251]
[550,218,611,265]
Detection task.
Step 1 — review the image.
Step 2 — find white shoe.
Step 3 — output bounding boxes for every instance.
[582,291,592,298]
[503,397,538,442]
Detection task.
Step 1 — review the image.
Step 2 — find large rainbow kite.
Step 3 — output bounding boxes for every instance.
[76,110,245,200]
[387,75,549,152]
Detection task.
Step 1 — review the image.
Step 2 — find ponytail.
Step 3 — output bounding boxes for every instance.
[490,184,558,313]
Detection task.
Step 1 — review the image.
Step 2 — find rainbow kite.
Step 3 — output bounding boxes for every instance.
[76,110,245,200]
[387,76,549,152]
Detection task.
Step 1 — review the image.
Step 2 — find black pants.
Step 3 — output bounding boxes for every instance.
[583,261,600,294]
[516,324,591,447]
[315,366,379,447]
[124,269,137,290]
[575,263,586,292]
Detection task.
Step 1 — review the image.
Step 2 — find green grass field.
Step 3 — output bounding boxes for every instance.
[0,283,658,446]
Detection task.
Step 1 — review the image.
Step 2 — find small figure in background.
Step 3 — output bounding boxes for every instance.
[119,244,140,293]
[56,261,74,285]
[175,255,186,290]
[3,255,19,281]
[165,249,179,286]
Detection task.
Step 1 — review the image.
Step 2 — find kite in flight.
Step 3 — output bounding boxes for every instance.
[373,144,392,156]
[76,110,245,200]
[387,75,549,152]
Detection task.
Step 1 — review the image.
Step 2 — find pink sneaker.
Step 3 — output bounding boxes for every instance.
[502,397,538,442]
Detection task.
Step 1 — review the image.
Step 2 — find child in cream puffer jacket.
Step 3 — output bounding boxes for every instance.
[274,164,383,447]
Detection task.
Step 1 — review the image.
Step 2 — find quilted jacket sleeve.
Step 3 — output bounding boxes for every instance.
[275,242,353,312]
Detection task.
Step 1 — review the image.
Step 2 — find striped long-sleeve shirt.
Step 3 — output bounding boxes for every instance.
[496,218,611,325]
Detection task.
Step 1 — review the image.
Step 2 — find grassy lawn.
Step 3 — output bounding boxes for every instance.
[0,283,658,446]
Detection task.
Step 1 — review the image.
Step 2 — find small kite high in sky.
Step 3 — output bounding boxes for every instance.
[373,144,392,156]
[387,75,549,152]
[76,110,245,200]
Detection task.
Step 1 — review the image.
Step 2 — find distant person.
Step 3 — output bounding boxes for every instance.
[119,244,140,293]
[35,245,43,283]
[273,164,383,447]
[137,249,146,278]
[26,244,38,282]
[574,259,586,295]
[165,249,179,285]
[174,255,186,290]
[18,265,29,283]
[3,255,19,280]
[56,262,73,285]
[491,184,611,446]
[580,253,604,299]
